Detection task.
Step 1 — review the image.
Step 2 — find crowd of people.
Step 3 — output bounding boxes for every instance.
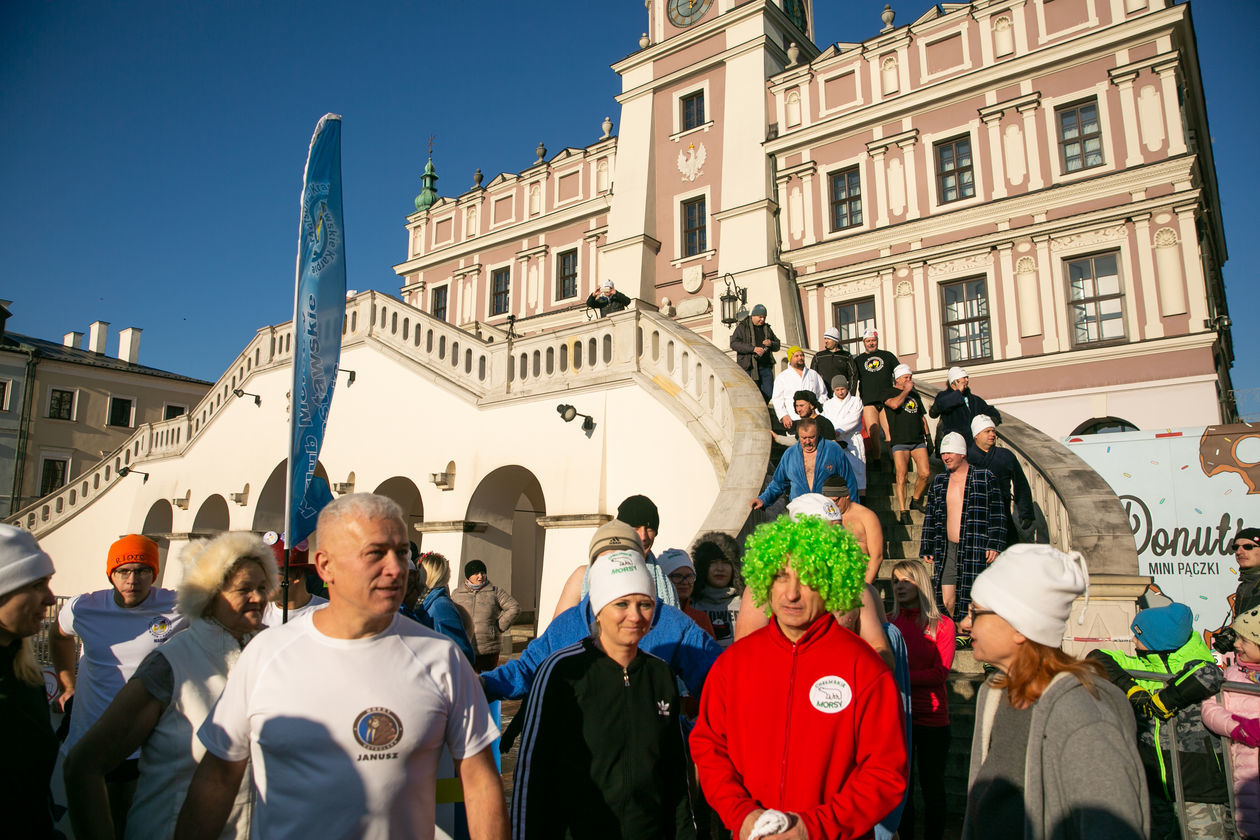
[0,306,1253,839]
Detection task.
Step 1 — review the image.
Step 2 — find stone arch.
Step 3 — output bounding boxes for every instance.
[372,476,424,550]
[1070,416,1139,436]
[251,459,332,534]
[142,500,174,585]
[193,495,230,534]
[463,466,546,626]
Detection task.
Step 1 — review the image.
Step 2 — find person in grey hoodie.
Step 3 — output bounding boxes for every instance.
[960,544,1149,840]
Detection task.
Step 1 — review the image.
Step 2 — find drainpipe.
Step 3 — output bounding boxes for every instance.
[10,346,38,516]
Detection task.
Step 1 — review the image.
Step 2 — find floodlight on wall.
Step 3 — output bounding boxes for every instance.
[430,461,455,491]
[333,482,355,495]
[172,492,190,510]
[556,403,595,433]
[233,388,261,406]
[719,273,748,328]
[229,483,250,506]
[118,467,149,484]
[338,368,357,387]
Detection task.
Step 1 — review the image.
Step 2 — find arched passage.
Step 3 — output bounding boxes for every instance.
[372,477,424,549]
[251,459,331,534]
[193,495,230,534]
[142,499,174,584]
[463,466,546,625]
[1070,416,1140,436]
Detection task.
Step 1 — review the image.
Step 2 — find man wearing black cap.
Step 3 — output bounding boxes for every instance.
[550,494,679,618]
[820,474,885,584]
[730,304,780,402]
[789,390,836,441]
[1211,527,1260,653]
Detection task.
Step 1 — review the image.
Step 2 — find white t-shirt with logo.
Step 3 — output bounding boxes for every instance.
[57,587,184,752]
[199,611,498,840]
[261,595,327,628]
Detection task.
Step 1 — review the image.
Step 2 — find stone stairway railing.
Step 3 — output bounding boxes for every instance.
[9,291,770,541]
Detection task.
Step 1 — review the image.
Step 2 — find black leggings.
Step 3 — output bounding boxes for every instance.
[901,723,951,840]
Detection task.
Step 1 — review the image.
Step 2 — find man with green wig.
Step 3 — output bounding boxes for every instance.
[690,515,907,840]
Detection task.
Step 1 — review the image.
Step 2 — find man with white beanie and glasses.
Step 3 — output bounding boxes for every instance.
[968,414,1036,543]
[960,544,1149,840]
[929,366,1002,452]
[921,432,1006,627]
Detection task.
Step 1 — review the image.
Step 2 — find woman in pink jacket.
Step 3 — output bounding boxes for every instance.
[1202,607,1260,839]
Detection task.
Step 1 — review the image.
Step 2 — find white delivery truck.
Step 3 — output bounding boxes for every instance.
[1064,422,1260,638]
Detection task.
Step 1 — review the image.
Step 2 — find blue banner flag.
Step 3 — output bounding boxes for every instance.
[287,114,346,547]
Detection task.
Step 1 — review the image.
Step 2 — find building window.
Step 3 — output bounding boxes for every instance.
[48,388,75,421]
[682,196,707,257]
[556,250,578,300]
[40,458,68,497]
[829,166,862,231]
[107,396,134,428]
[431,286,448,322]
[831,297,876,356]
[1067,252,1125,345]
[681,91,705,131]
[941,277,993,363]
[935,136,975,203]
[1058,99,1103,173]
[163,404,186,420]
[491,267,511,315]
[0,380,8,411]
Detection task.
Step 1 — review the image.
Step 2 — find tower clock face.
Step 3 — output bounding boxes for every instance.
[668,0,715,28]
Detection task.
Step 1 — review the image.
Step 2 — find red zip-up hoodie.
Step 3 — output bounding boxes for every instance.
[690,613,907,839]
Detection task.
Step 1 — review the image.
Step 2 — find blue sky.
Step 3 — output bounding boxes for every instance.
[2,0,1255,417]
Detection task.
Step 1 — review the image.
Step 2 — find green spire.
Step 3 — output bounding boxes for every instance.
[414,155,439,212]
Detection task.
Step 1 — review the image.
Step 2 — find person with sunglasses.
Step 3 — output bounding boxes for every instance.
[1211,527,1260,655]
[49,535,185,834]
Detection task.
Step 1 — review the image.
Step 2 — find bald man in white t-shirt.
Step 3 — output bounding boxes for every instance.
[176,494,508,840]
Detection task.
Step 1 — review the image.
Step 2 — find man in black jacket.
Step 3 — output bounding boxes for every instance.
[929,366,1002,451]
[810,327,855,397]
[968,415,1035,543]
[730,304,779,401]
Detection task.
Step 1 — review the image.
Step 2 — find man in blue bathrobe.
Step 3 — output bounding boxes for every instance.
[752,418,859,510]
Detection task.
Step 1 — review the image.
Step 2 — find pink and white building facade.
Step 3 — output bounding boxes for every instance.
[394,0,1237,439]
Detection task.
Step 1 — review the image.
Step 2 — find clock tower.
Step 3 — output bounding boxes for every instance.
[602,0,815,341]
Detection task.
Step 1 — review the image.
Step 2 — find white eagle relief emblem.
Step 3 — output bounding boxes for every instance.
[677,142,707,182]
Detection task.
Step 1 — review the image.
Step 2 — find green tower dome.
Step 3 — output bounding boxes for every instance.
[414,155,439,212]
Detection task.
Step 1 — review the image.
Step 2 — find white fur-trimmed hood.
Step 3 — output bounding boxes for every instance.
[178,532,279,618]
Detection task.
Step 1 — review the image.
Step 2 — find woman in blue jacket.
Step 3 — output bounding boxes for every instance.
[417,552,475,663]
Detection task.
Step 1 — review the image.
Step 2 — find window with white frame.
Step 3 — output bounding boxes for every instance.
[431,285,449,322]
[0,379,9,411]
[1066,252,1126,346]
[941,277,993,363]
[935,135,975,203]
[47,387,75,421]
[107,396,135,428]
[556,250,578,300]
[39,456,68,496]
[829,166,862,231]
[682,196,707,257]
[491,267,511,315]
[1057,99,1104,173]
[681,91,705,132]
[831,298,876,356]
[163,404,187,420]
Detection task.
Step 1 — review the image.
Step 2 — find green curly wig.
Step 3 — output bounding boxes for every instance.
[743,514,868,614]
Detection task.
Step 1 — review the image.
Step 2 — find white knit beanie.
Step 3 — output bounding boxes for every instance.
[787,493,843,523]
[971,414,996,437]
[0,525,55,598]
[656,548,693,577]
[893,364,912,380]
[588,550,656,616]
[940,432,968,456]
[948,366,968,384]
[970,544,1089,646]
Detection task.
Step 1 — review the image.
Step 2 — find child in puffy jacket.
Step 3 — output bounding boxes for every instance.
[1202,607,1260,840]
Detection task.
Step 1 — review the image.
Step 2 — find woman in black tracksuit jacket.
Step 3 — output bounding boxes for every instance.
[509,551,695,839]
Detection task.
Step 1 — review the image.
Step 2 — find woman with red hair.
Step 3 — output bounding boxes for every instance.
[960,544,1148,840]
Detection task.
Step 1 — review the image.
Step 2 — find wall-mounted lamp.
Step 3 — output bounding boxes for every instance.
[332,482,355,495]
[229,483,250,506]
[171,492,190,510]
[719,272,748,328]
[233,388,261,406]
[118,467,150,484]
[557,403,595,433]
[338,368,357,387]
[1204,315,1232,331]
[430,471,454,490]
